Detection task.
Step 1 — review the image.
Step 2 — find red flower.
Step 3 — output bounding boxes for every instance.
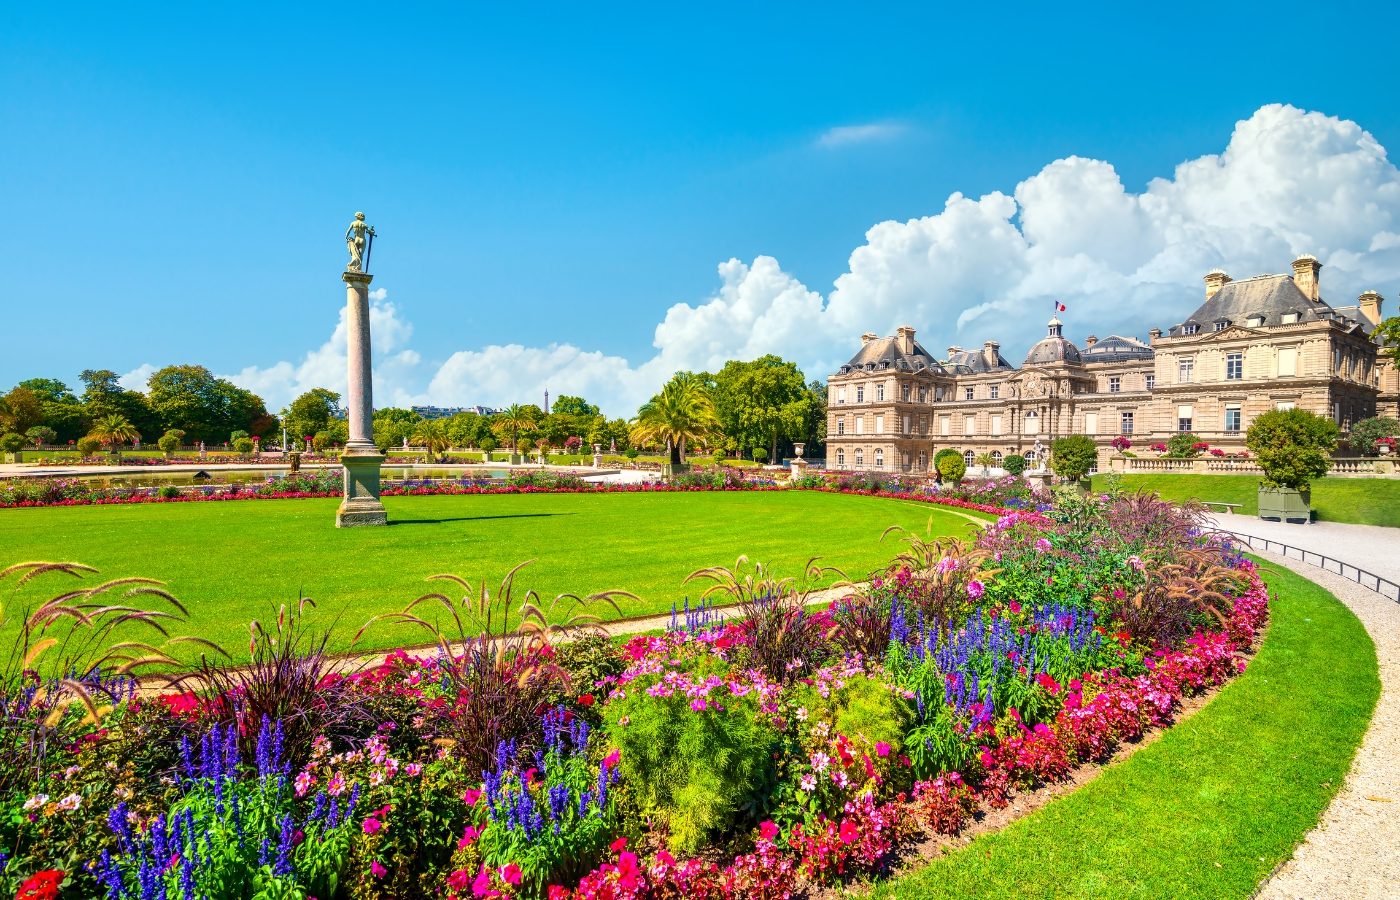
[838,819,858,844]
[610,836,628,852]
[501,862,523,885]
[17,870,64,900]
[578,693,595,707]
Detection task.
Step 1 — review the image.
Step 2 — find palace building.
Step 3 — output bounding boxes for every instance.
[825,256,1398,473]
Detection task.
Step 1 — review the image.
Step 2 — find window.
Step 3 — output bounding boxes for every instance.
[919,416,928,435]
[836,449,845,467]
[1024,410,1040,434]
[964,387,974,401]
[917,450,928,470]
[1024,450,1038,465]
[1333,348,1343,374]
[855,416,864,435]
[836,417,845,435]
[1224,405,1242,433]
[854,449,863,467]
[874,449,883,469]
[1178,358,1194,383]
[837,387,847,404]
[1278,347,1297,377]
[1281,312,1299,324]
[939,416,950,436]
[1226,353,1243,380]
[1177,404,1193,432]
[902,384,910,402]
[991,451,1003,463]
[902,452,910,469]
[1247,316,1264,328]
[875,415,884,434]
[902,415,910,435]
[964,415,975,435]
[1084,412,1098,435]
[918,388,927,403]
[1183,323,1200,335]
[990,414,1003,436]
[963,450,975,467]
[1333,402,1342,424]
[856,385,865,403]
[990,385,1000,400]
[1214,320,1230,332]
[1145,374,1155,390]
[1276,401,1296,411]
[934,387,945,401]
[876,383,885,402]
[1109,376,1121,393]
[1121,411,1134,434]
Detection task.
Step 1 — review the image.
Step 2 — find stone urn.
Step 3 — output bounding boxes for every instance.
[593,443,603,468]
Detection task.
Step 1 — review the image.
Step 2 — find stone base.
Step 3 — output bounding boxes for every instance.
[337,450,388,527]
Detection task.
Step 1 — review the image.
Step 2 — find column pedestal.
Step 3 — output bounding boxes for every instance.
[338,270,388,527]
[337,450,388,527]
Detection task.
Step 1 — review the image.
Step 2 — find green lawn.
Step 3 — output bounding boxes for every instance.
[865,561,1379,900]
[0,490,978,659]
[1091,473,1400,527]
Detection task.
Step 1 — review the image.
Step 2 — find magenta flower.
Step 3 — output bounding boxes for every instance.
[363,817,382,835]
[966,579,985,601]
[875,741,891,758]
[371,860,387,878]
[501,862,523,885]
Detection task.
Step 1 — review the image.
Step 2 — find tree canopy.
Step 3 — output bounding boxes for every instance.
[145,365,274,443]
[630,373,720,464]
[1246,408,1339,490]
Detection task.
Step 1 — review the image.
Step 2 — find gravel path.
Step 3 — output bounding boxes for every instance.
[1245,549,1400,899]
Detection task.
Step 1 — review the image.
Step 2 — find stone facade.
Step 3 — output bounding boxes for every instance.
[826,256,1396,472]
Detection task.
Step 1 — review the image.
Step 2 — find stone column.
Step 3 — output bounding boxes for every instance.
[337,271,388,527]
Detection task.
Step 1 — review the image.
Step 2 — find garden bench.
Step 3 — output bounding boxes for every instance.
[1203,500,1242,514]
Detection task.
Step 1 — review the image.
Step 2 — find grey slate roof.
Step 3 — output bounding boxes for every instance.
[943,345,1016,374]
[839,337,945,374]
[1169,274,1330,336]
[1081,335,1154,363]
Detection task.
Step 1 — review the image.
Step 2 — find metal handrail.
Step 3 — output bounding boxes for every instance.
[1225,533,1400,604]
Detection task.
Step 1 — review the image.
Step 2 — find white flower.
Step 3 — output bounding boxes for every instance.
[795,707,808,722]
[56,793,82,812]
[22,794,49,811]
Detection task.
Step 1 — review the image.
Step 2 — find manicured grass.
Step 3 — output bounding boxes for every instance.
[0,490,979,660]
[1091,473,1400,527]
[865,562,1379,900]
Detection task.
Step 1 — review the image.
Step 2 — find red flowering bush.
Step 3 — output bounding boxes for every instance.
[15,871,64,900]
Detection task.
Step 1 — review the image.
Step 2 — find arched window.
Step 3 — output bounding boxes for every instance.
[874,448,884,469]
[836,448,845,468]
[1024,450,1038,464]
[991,450,1003,463]
[963,450,975,467]
[854,449,864,467]
[1024,409,1040,435]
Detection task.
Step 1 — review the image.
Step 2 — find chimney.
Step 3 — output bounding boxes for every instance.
[860,332,878,345]
[895,325,916,355]
[1292,255,1322,302]
[1359,290,1383,325]
[1084,335,1098,346]
[1149,327,1163,341]
[982,340,1000,367]
[1204,269,1231,299]
[946,345,963,358]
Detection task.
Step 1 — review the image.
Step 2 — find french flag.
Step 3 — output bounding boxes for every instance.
[1053,301,1067,312]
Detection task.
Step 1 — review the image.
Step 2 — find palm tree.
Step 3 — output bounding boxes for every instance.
[88,414,141,451]
[630,374,721,465]
[975,452,996,476]
[412,418,451,462]
[494,404,538,455]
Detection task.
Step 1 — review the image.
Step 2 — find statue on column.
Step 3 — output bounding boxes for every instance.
[345,212,376,272]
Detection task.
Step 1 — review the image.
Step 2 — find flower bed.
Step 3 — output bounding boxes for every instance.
[0,491,1263,898]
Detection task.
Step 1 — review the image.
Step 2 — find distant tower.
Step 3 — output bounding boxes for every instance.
[544,389,550,414]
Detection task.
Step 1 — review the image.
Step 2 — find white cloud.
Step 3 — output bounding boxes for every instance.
[142,103,1400,419]
[816,122,906,148]
[118,363,157,391]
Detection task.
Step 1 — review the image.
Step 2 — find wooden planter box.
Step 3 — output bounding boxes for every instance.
[1258,486,1311,524]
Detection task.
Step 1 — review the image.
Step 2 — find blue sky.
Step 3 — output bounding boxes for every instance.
[4,2,1400,415]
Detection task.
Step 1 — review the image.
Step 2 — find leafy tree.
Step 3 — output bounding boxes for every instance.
[630,374,720,465]
[373,407,423,450]
[0,386,43,433]
[1348,416,1400,455]
[0,433,24,455]
[232,436,256,456]
[412,418,451,460]
[711,356,808,462]
[443,411,491,449]
[16,378,76,404]
[1377,316,1400,363]
[494,404,540,453]
[1051,434,1098,482]
[550,395,600,418]
[284,388,343,441]
[24,426,57,449]
[1165,432,1202,458]
[1246,408,1339,491]
[145,365,270,443]
[80,369,159,439]
[1002,454,1027,475]
[88,414,141,450]
[157,429,186,456]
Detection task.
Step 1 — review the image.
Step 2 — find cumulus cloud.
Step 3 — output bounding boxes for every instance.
[213,103,1400,418]
[816,122,906,148]
[118,363,157,391]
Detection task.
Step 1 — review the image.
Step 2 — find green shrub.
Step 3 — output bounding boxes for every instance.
[935,449,966,483]
[0,433,24,454]
[1051,434,1098,482]
[231,436,256,456]
[157,429,184,456]
[1166,432,1201,458]
[1348,416,1400,454]
[75,436,102,457]
[1247,408,1339,490]
[157,485,182,499]
[1002,454,1027,475]
[791,672,911,757]
[24,426,56,449]
[752,448,768,463]
[712,449,726,466]
[602,671,779,853]
[624,448,639,460]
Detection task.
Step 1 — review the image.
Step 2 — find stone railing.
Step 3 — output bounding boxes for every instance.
[1110,455,1396,477]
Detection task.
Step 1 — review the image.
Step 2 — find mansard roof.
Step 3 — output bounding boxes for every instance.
[1169,274,1331,336]
[943,344,1016,375]
[838,336,945,375]
[1081,335,1154,363]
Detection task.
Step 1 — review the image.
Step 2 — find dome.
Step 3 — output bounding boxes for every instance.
[1022,317,1082,365]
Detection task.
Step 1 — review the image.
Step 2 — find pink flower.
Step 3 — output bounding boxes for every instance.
[759,820,780,842]
[839,819,858,844]
[363,817,382,835]
[875,741,891,758]
[501,862,523,885]
[294,770,315,797]
[473,866,493,895]
[458,825,479,849]
[690,698,707,712]
[966,579,985,601]
[603,750,620,769]
[462,788,483,806]
[448,869,471,891]
[371,860,387,878]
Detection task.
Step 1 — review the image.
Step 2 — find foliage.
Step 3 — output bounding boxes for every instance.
[1050,434,1097,482]
[1245,408,1339,490]
[88,413,141,448]
[285,388,344,442]
[157,429,186,455]
[1347,416,1400,454]
[496,404,540,452]
[146,364,274,444]
[751,448,768,463]
[935,450,966,483]
[412,418,450,460]
[1165,432,1202,458]
[709,355,814,464]
[24,426,57,449]
[0,432,25,454]
[75,436,102,456]
[1001,454,1026,476]
[232,436,256,455]
[1377,315,1400,363]
[631,374,720,465]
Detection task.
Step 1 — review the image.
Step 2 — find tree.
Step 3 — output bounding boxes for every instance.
[25,426,56,449]
[0,433,25,455]
[1246,408,1339,491]
[1050,435,1098,482]
[494,404,539,453]
[18,379,86,443]
[88,414,141,450]
[80,369,159,439]
[1002,454,1027,476]
[1165,432,1202,458]
[284,388,343,440]
[711,356,808,462]
[550,395,600,418]
[146,365,271,444]
[0,386,43,434]
[373,407,423,451]
[1377,316,1400,363]
[935,451,966,483]
[974,451,996,475]
[1348,417,1400,455]
[630,374,720,465]
[412,418,450,460]
[157,429,185,457]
